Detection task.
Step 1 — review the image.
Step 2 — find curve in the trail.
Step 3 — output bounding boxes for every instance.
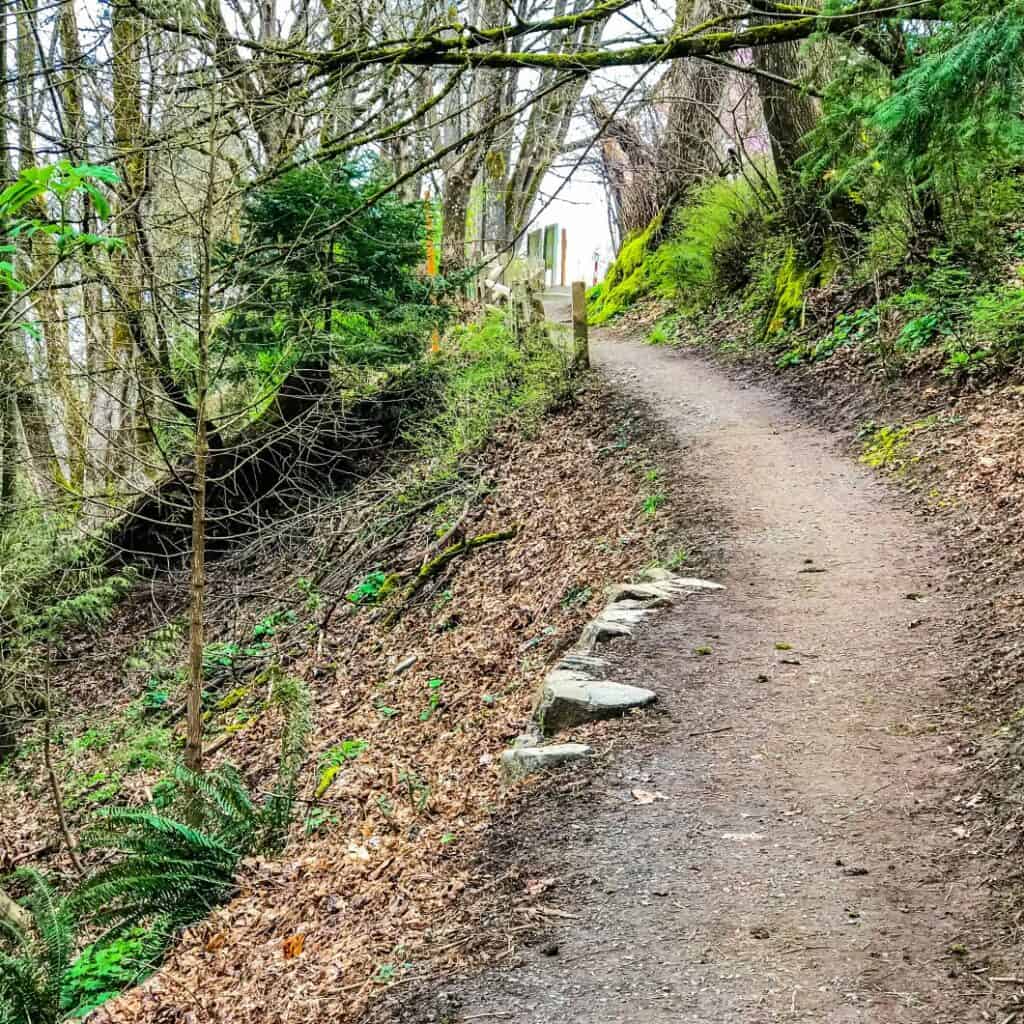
[413,335,1000,1024]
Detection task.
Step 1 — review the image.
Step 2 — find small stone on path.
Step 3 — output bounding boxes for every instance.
[501,743,593,779]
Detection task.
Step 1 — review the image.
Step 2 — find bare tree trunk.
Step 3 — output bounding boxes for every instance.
[754,38,818,194]
[111,0,148,465]
[753,32,821,249]
[184,105,219,776]
[442,166,475,271]
[0,389,15,522]
[43,685,84,876]
[184,343,208,775]
[0,6,17,523]
[56,0,86,159]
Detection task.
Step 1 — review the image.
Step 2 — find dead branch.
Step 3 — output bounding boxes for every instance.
[383,525,520,626]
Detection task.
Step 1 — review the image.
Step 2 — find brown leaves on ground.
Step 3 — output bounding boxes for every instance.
[78,388,679,1024]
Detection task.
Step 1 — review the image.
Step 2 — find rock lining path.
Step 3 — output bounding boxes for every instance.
[398,326,1005,1022]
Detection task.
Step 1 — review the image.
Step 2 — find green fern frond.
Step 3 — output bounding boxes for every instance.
[0,870,74,1024]
[172,763,259,837]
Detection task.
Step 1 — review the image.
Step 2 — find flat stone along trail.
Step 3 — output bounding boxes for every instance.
[413,330,1005,1023]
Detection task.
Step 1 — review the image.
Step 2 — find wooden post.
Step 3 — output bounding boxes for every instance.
[571,280,589,371]
[560,228,568,288]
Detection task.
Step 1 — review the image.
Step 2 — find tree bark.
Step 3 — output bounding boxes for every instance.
[0,4,17,522]
[184,98,219,776]
[752,28,823,250]
[111,0,148,466]
[753,36,819,197]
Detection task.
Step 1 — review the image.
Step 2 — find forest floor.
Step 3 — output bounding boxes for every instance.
[379,319,1021,1023]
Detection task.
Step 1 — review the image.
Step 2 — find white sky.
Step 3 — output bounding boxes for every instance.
[535,165,615,285]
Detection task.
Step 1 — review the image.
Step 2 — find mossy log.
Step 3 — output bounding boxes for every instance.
[383,526,520,626]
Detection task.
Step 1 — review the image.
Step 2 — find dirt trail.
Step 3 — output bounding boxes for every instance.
[401,330,1004,1023]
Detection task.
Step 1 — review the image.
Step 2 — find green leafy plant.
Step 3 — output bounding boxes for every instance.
[76,766,259,937]
[896,313,942,353]
[0,161,122,295]
[0,870,73,1024]
[61,929,159,1020]
[419,678,444,721]
[252,609,296,640]
[561,584,592,608]
[315,738,369,797]
[967,285,1024,366]
[642,492,666,516]
[647,321,673,346]
[76,677,310,938]
[141,676,172,711]
[303,808,337,836]
[324,738,369,764]
[202,641,241,671]
[346,571,391,606]
[664,547,688,569]
[941,341,990,379]
[218,155,442,375]
[261,672,312,849]
[295,579,322,612]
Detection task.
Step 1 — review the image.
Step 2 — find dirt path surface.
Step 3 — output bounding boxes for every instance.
[396,329,1006,1023]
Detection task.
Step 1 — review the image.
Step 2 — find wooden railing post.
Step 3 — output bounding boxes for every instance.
[571,280,589,370]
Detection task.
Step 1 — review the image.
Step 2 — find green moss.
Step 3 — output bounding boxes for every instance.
[315,763,341,798]
[859,417,936,471]
[588,214,664,324]
[215,686,250,711]
[762,240,842,340]
[765,247,812,336]
[861,424,911,469]
[222,718,256,735]
[589,173,771,324]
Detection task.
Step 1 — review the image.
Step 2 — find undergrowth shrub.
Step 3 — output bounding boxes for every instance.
[60,929,160,1020]
[1,515,137,761]
[589,172,772,324]
[408,308,572,472]
[75,673,310,936]
[658,174,770,303]
[0,674,314,1022]
[969,285,1024,362]
[77,765,258,937]
[0,870,73,1024]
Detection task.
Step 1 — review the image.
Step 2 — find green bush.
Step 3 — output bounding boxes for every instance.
[61,929,160,1020]
[969,285,1024,359]
[408,308,571,471]
[219,155,440,369]
[75,677,310,939]
[657,174,770,303]
[76,767,259,937]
